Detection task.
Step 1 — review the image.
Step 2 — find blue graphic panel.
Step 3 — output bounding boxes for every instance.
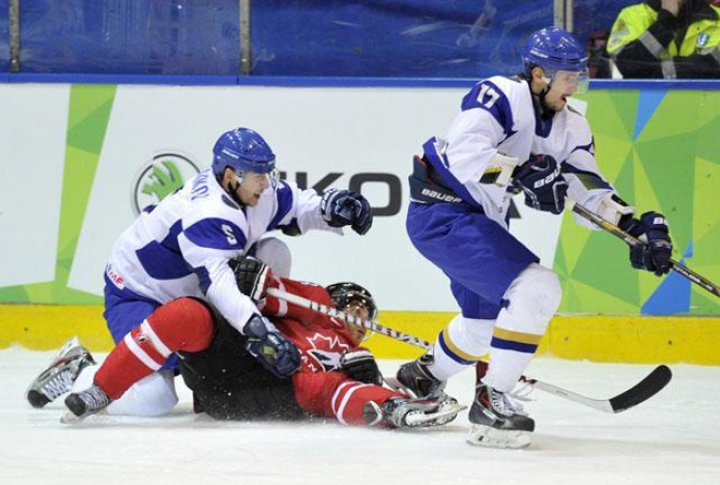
[19,0,239,74]
[641,243,694,315]
[634,89,667,140]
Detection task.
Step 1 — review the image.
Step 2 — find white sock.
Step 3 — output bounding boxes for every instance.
[427,314,494,381]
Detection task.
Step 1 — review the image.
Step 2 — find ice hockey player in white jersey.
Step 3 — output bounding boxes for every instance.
[28,127,373,420]
[397,27,674,449]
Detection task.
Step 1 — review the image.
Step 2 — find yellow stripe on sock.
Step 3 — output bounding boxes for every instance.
[440,326,484,362]
[492,327,543,346]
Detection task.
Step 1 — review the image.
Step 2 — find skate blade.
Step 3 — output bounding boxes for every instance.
[405,403,468,427]
[466,424,531,449]
[60,410,83,424]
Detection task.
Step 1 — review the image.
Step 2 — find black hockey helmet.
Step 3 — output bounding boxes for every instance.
[325,282,378,321]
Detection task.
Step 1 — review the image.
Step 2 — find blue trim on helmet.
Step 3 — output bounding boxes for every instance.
[522,27,588,74]
[212,128,276,177]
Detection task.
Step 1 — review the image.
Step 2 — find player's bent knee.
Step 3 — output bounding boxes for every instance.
[254,237,292,277]
[503,263,562,332]
[106,370,179,417]
[148,297,214,353]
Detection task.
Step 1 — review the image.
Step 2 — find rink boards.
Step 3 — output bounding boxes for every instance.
[1,304,718,364]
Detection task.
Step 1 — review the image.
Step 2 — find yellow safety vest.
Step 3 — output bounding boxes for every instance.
[607,3,720,58]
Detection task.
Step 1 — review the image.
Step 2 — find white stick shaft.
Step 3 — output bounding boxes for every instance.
[266,288,433,349]
[267,287,663,414]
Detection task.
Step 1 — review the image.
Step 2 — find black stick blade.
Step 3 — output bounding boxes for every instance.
[609,365,672,413]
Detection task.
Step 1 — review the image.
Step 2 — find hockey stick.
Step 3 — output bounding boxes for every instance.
[267,287,433,349]
[568,201,719,298]
[267,287,671,413]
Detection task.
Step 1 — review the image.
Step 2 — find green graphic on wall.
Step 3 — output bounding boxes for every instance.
[0,85,116,304]
[556,89,719,315]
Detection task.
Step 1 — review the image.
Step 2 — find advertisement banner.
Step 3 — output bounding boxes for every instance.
[0,83,717,316]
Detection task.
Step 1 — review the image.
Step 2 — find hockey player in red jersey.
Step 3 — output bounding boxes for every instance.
[179,256,463,428]
[49,254,461,427]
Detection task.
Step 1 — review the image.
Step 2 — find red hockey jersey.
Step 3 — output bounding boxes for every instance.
[260,278,401,426]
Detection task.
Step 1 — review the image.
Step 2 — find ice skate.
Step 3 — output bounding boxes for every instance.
[467,382,534,449]
[363,395,465,428]
[62,384,111,423]
[393,353,446,398]
[26,337,96,408]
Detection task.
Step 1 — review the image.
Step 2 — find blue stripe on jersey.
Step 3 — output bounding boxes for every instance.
[461,80,516,137]
[184,218,247,250]
[570,139,595,156]
[135,221,193,280]
[563,162,611,190]
[422,138,484,211]
[267,181,294,231]
[194,266,212,294]
[532,100,555,138]
[490,336,538,354]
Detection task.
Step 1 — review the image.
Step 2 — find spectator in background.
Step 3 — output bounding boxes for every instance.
[606,0,720,78]
[588,30,612,78]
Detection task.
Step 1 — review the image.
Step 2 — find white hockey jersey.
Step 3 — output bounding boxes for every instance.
[106,168,337,333]
[423,75,619,229]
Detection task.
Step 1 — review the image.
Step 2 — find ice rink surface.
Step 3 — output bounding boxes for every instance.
[1,347,719,485]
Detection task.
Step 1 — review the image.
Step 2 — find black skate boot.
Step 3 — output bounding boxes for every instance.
[467,382,535,449]
[363,395,465,428]
[26,337,96,408]
[63,384,111,422]
[395,353,445,398]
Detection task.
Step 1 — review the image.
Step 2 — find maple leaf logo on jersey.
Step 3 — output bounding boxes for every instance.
[304,332,351,372]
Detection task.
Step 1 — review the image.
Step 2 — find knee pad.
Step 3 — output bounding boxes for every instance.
[146,297,214,353]
[253,237,291,277]
[500,263,561,334]
[444,314,494,358]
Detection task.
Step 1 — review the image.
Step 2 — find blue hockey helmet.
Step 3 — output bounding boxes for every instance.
[211,128,277,178]
[522,27,589,92]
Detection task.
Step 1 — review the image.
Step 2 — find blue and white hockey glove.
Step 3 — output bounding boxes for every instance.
[243,314,301,378]
[620,211,673,276]
[320,189,373,235]
[514,154,568,215]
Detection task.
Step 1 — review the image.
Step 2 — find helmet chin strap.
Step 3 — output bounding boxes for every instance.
[223,170,246,207]
[531,81,554,115]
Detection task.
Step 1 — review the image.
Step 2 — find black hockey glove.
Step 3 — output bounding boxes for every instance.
[339,349,383,385]
[229,255,274,302]
[620,211,673,276]
[320,189,373,235]
[514,154,568,215]
[243,314,301,378]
